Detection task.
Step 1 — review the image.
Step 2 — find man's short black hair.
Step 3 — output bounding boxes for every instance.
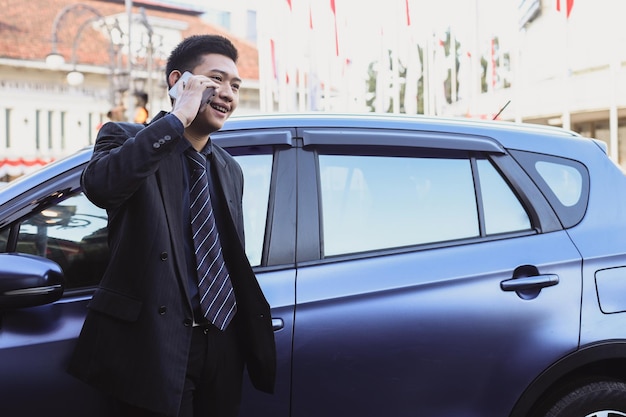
[165,35,239,88]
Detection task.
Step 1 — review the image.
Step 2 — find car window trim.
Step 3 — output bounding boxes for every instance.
[211,129,296,148]
[300,128,506,154]
[490,153,563,233]
[0,167,85,234]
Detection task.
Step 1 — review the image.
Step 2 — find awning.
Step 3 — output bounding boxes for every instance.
[0,157,54,178]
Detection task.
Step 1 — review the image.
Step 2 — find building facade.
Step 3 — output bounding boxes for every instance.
[0,0,261,180]
[447,0,626,166]
[3,0,626,178]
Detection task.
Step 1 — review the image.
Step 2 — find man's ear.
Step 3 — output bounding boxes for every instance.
[167,70,183,89]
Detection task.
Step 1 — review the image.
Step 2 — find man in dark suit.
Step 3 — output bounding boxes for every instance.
[68,35,276,417]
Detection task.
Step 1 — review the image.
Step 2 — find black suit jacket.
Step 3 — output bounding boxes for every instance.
[68,112,276,416]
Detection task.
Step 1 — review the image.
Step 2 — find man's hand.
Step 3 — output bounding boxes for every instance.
[170,74,218,127]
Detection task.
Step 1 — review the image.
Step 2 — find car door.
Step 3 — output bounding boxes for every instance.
[0,131,296,417]
[214,130,297,417]
[290,128,582,417]
[0,166,117,416]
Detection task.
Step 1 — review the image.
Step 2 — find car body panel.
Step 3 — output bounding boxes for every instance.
[240,269,295,417]
[0,296,115,416]
[292,231,582,417]
[2,113,626,416]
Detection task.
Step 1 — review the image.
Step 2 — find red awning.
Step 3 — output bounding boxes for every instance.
[0,157,54,177]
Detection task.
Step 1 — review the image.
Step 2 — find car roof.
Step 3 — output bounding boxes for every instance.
[223,112,578,138]
[220,113,602,158]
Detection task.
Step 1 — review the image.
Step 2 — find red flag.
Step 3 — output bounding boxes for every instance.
[405,0,411,26]
[490,37,497,90]
[270,39,277,80]
[330,0,339,56]
[286,0,292,11]
[556,0,574,18]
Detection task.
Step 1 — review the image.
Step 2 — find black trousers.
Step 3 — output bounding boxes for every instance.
[118,318,245,417]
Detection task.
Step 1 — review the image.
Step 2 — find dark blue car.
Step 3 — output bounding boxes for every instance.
[2,114,626,417]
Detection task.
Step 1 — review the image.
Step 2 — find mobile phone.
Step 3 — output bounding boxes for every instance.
[168,71,192,100]
[168,71,216,105]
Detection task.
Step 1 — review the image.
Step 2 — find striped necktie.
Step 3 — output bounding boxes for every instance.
[185,149,237,330]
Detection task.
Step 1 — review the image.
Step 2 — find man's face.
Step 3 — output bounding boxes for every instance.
[191,53,241,132]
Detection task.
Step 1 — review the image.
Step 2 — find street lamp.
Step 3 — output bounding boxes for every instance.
[46,3,128,107]
[66,70,85,86]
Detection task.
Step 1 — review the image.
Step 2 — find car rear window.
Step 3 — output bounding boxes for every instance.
[510,150,589,228]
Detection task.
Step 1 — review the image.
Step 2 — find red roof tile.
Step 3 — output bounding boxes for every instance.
[0,0,259,80]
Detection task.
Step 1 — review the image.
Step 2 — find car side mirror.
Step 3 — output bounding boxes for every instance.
[0,253,64,309]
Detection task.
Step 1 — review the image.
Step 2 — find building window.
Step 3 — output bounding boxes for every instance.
[35,110,41,150]
[205,9,231,31]
[246,10,257,44]
[60,111,66,150]
[48,111,54,150]
[4,108,10,148]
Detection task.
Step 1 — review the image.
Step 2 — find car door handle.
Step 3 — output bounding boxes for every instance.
[272,318,284,331]
[500,274,559,291]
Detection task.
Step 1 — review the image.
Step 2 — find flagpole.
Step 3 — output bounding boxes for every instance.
[423,34,432,115]
[513,24,523,123]
[559,0,571,130]
[403,0,421,115]
[609,5,619,162]
[375,25,385,113]
[450,28,457,103]
[469,0,480,118]
[390,0,402,114]
[257,5,272,113]
[610,59,619,162]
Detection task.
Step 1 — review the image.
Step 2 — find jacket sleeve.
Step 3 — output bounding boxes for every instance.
[81,114,184,210]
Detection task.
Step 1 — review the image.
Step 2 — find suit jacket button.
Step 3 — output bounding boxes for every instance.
[183,318,193,327]
[158,306,167,315]
[160,252,168,260]
[153,142,160,149]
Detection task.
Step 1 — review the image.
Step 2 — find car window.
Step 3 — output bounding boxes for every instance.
[477,159,531,234]
[15,192,108,290]
[319,154,480,256]
[535,161,582,207]
[234,154,273,267]
[319,153,532,257]
[0,228,8,252]
[510,149,589,228]
[4,153,271,292]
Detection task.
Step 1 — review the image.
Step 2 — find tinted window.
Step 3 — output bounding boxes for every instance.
[0,228,7,252]
[477,159,531,234]
[535,161,582,207]
[510,150,589,228]
[319,153,532,257]
[15,192,108,289]
[235,154,272,266]
[319,154,479,256]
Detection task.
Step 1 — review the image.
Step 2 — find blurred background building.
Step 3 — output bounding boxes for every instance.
[0,0,260,180]
[1,0,626,180]
[452,0,626,166]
